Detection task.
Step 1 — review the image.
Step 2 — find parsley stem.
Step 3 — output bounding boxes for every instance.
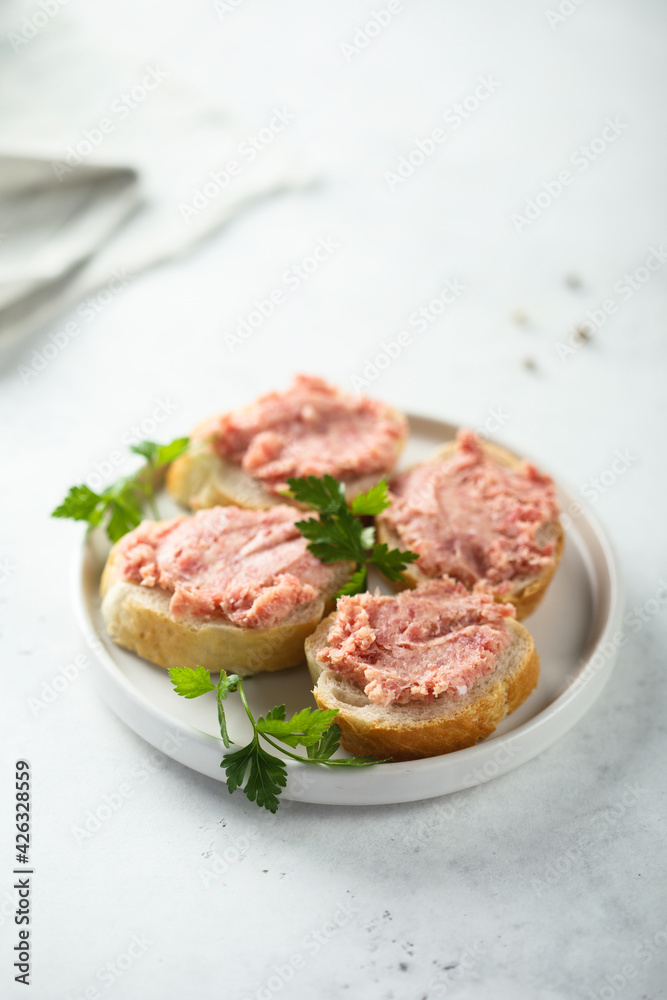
[259,733,377,767]
[310,757,379,767]
[139,464,160,520]
[259,734,318,764]
[236,679,257,728]
[146,491,159,520]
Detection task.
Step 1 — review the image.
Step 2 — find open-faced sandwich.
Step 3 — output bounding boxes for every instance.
[166,373,408,511]
[376,430,563,618]
[305,577,539,760]
[100,504,353,674]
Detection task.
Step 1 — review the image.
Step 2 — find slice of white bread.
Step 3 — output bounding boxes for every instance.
[305,614,539,760]
[166,404,408,512]
[100,545,353,676]
[376,438,564,620]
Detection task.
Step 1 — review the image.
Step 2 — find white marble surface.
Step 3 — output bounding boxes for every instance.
[2,1,667,998]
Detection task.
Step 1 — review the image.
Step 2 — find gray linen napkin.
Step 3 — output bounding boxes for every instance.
[0,6,305,349]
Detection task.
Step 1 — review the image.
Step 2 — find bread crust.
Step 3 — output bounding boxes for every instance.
[305,615,539,760]
[376,438,564,619]
[166,406,408,512]
[100,545,353,676]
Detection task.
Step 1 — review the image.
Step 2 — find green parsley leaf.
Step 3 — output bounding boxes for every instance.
[52,436,190,542]
[284,474,347,514]
[155,437,189,466]
[103,481,145,541]
[295,508,367,564]
[51,480,144,541]
[129,440,159,462]
[256,705,340,748]
[289,473,419,594]
[370,542,420,582]
[130,438,189,466]
[351,478,391,516]
[305,722,343,760]
[168,665,216,698]
[221,740,287,813]
[52,484,105,523]
[335,566,367,598]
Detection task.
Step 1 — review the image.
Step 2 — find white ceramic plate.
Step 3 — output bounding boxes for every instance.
[73,415,624,806]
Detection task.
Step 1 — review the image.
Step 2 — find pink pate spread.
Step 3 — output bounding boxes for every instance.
[317,578,514,706]
[195,374,407,495]
[114,505,342,628]
[381,430,559,590]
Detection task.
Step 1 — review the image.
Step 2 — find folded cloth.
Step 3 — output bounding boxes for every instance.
[0,5,306,349]
[0,159,139,314]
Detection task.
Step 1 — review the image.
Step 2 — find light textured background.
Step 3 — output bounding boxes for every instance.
[2,1,666,998]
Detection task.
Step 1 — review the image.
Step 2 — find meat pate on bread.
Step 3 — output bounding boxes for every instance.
[166,374,408,511]
[376,430,563,618]
[305,578,539,760]
[100,505,353,674]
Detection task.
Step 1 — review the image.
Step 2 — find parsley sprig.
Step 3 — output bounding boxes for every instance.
[168,665,378,812]
[51,437,189,542]
[284,475,418,596]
